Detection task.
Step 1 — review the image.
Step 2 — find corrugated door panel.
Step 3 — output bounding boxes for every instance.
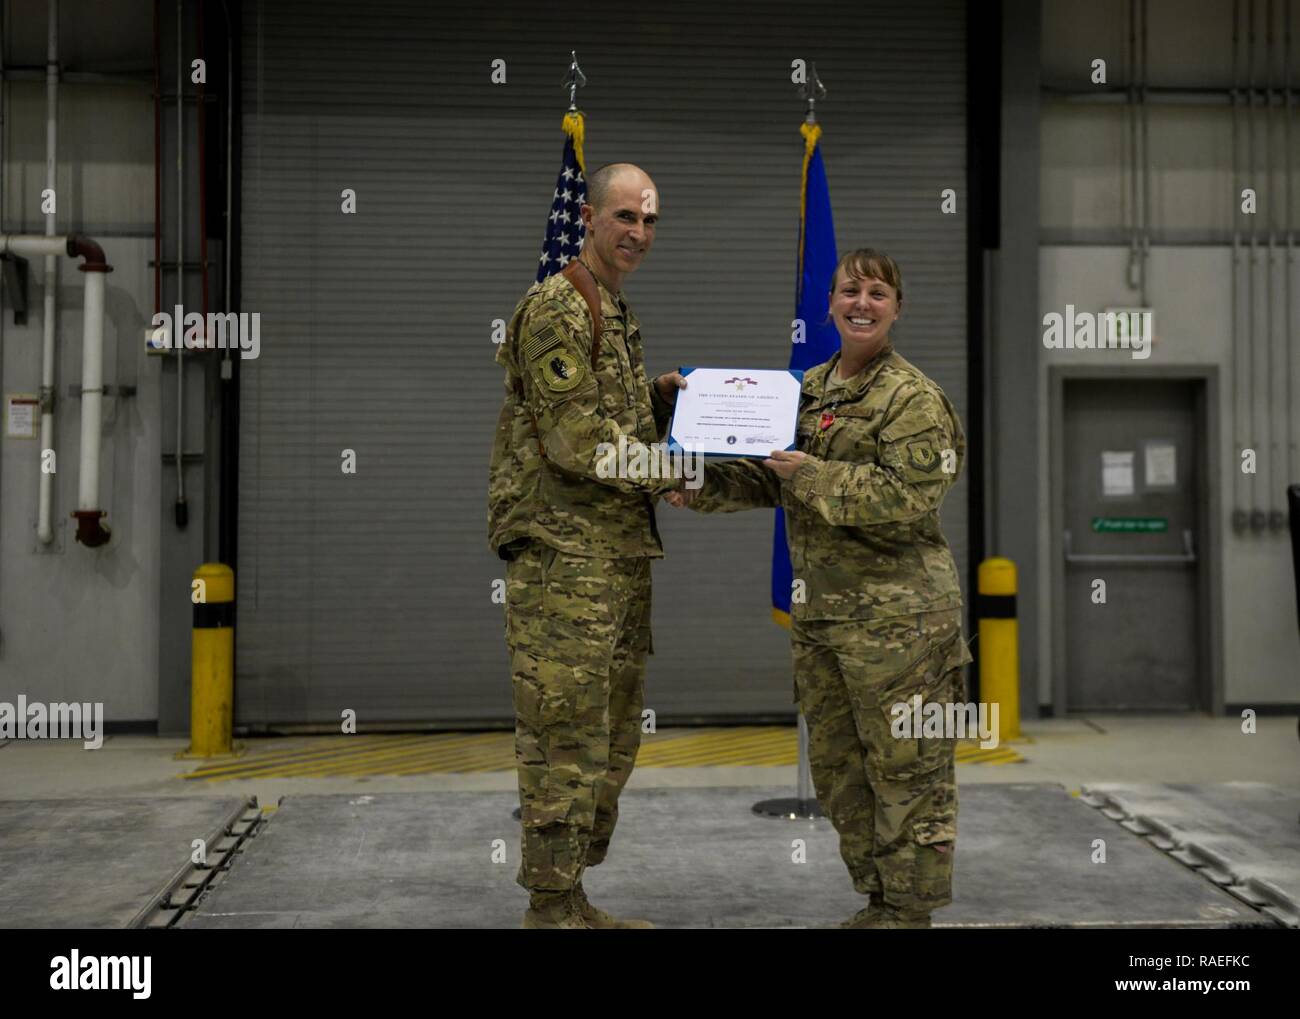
[237,0,967,726]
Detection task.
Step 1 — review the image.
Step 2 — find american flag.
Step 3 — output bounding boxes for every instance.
[536,127,587,282]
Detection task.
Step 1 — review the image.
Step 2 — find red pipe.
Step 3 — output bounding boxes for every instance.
[66,233,112,270]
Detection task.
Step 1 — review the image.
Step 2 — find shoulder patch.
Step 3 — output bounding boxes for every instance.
[906,437,940,472]
[522,323,564,363]
[539,349,585,392]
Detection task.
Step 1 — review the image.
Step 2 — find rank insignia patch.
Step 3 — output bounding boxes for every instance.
[907,439,939,472]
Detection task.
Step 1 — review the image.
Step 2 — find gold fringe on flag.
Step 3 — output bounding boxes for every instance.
[797,120,822,283]
[563,110,586,174]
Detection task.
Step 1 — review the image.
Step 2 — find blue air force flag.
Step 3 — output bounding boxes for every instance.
[772,120,840,626]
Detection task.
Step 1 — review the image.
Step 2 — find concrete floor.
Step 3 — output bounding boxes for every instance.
[181,785,1270,929]
[0,714,1296,928]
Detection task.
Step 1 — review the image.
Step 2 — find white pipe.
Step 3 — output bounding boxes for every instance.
[1,233,113,546]
[38,0,58,545]
[77,271,105,515]
[1,236,66,260]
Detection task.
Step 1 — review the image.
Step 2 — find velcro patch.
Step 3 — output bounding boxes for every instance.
[523,324,563,362]
[907,439,939,473]
[538,349,585,392]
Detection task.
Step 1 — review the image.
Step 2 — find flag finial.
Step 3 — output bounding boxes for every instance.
[796,62,827,124]
[563,51,587,112]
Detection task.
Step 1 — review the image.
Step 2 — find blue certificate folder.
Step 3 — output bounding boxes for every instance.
[665,366,805,459]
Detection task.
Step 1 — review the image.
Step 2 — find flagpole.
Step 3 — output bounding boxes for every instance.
[563,50,586,111]
[753,66,828,823]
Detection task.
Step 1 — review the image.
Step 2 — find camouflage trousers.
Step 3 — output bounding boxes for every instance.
[791,607,972,915]
[503,542,652,892]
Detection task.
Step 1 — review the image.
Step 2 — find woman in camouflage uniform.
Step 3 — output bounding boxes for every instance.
[671,248,970,928]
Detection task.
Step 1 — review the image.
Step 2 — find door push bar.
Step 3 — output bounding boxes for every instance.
[1064,528,1196,565]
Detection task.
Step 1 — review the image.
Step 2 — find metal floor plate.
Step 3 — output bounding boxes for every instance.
[0,797,249,928]
[1081,782,1300,928]
[182,784,1270,928]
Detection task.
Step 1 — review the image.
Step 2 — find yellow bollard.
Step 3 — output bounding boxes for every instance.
[178,563,243,759]
[977,557,1021,743]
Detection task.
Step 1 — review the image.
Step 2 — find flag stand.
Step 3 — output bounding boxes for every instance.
[751,714,823,819]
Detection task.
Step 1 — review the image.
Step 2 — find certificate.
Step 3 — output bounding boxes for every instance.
[666,367,804,458]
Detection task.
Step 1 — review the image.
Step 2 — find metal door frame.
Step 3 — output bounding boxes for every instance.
[1048,365,1223,715]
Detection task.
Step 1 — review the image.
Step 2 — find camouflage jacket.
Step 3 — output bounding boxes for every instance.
[488,268,676,559]
[691,344,966,621]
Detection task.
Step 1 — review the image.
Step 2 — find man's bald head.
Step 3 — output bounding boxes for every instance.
[586,162,655,212]
[578,162,658,288]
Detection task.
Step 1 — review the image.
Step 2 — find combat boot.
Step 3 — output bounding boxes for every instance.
[521,890,591,929]
[571,883,655,929]
[839,901,931,929]
[838,901,878,929]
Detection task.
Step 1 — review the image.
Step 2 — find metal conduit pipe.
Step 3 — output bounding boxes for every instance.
[37,0,58,545]
[1140,0,1150,305]
[1272,1,1288,530]
[1249,0,1261,531]
[1,234,114,547]
[1127,0,1140,291]
[1233,0,1246,532]
[175,0,187,528]
[1288,0,1296,498]
[1267,0,1278,531]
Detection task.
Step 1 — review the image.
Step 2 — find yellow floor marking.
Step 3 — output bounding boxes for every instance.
[181,734,434,779]
[182,726,1024,780]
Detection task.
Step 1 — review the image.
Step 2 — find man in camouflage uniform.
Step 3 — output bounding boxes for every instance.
[489,163,684,929]
[673,249,970,928]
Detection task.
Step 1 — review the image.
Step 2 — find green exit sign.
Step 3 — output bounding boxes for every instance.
[1091,517,1168,533]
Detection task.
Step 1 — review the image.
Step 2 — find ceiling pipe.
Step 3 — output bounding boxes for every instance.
[1,233,114,547]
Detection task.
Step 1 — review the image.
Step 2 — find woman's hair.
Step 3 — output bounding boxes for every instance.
[828,248,903,304]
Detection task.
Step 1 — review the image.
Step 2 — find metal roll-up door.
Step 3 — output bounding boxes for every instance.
[236,0,968,728]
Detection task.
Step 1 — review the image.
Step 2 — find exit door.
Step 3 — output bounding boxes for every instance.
[1061,379,1205,711]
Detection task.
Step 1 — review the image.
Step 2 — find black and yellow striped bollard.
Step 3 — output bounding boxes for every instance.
[178,563,243,759]
[977,557,1021,743]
